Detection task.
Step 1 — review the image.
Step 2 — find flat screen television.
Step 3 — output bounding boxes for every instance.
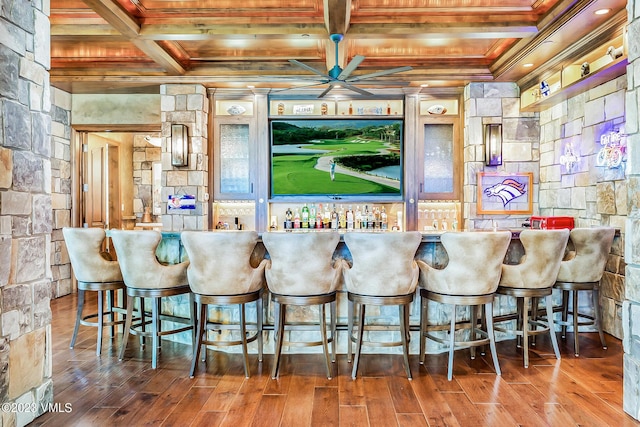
[270,118,403,199]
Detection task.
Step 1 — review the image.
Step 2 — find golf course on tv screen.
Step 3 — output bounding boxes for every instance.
[270,119,403,196]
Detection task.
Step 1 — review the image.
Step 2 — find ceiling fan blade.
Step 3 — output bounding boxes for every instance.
[340,82,374,97]
[337,55,365,80]
[317,84,336,98]
[346,66,413,82]
[271,81,331,93]
[289,59,331,79]
[351,80,410,86]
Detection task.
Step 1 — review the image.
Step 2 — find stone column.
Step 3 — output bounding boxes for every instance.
[160,84,209,231]
[623,0,640,420]
[463,82,540,230]
[0,1,54,425]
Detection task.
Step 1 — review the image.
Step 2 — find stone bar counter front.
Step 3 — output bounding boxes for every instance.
[151,229,614,356]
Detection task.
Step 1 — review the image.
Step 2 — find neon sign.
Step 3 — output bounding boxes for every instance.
[559,143,579,172]
[596,130,624,169]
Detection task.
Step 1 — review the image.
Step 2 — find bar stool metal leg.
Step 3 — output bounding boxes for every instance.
[70,289,85,350]
[593,287,607,350]
[351,303,366,380]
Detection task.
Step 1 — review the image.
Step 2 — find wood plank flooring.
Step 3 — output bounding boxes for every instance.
[31,294,639,426]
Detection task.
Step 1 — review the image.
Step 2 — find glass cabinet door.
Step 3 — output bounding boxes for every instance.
[215,121,254,199]
[419,119,460,200]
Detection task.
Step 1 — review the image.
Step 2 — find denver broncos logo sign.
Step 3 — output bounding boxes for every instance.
[484,179,527,206]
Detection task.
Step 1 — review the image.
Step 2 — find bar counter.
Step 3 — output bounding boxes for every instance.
[150,229,533,355]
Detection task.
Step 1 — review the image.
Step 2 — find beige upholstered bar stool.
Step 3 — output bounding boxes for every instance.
[342,231,422,380]
[554,227,615,356]
[63,227,126,356]
[110,229,195,369]
[181,230,268,378]
[495,228,569,368]
[417,231,511,381]
[262,232,342,379]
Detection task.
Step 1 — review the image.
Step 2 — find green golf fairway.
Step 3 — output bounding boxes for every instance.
[272,137,400,195]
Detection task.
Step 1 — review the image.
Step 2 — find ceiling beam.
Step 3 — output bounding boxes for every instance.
[324,0,351,70]
[81,0,185,75]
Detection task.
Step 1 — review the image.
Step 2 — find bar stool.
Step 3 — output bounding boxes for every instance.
[494,229,569,368]
[554,227,615,356]
[262,232,342,379]
[181,230,268,378]
[342,231,422,380]
[110,229,195,369]
[417,231,511,381]
[63,227,126,356]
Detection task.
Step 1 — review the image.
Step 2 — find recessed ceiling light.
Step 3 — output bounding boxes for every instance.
[247,85,255,89]
[420,84,429,87]
[594,8,610,15]
[523,63,534,68]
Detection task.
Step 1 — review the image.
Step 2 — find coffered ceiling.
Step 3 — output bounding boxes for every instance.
[49,0,628,95]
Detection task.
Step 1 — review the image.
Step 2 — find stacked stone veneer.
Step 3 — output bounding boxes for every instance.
[49,88,72,298]
[132,134,161,217]
[463,82,540,230]
[538,75,627,339]
[624,0,640,420]
[160,84,208,231]
[1,2,54,426]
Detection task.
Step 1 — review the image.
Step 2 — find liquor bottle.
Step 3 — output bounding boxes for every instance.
[309,203,317,228]
[346,205,354,230]
[316,203,324,229]
[355,205,362,229]
[386,101,391,115]
[348,101,353,115]
[368,205,375,229]
[373,206,380,229]
[339,205,346,229]
[301,203,309,228]
[362,205,369,229]
[284,207,293,230]
[293,208,301,229]
[380,206,388,230]
[331,204,339,230]
[323,204,331,229]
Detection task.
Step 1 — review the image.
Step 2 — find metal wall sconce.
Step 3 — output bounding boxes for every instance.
[171,124,189,166]
[484,124,502,166]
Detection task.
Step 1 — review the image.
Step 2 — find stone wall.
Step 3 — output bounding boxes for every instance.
[0,1,54,425]
[160,84,209,231]
[538,75,627,338]
[623,0,640,420]
[132,134,161,217]
[463,82,540,230]
[49,88,72,298]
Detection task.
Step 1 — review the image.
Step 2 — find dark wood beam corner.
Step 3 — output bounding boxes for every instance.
[324,0,351,36]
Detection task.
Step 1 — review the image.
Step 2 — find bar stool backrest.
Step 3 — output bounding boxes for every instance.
[419,231,511,295]
[499,229,569,289]
[262,232,341,296]
[63,227,122,283]
[556,227,615,283]
[343,231,422,296]
[110,229,189,289]
[181,230,267,295]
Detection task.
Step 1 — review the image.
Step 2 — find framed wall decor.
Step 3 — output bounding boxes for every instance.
[477,172,533,215]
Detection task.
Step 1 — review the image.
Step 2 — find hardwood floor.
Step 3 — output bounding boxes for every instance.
[31,294,638,426]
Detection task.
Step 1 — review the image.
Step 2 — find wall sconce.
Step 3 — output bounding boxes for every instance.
[171,124,188,167]
[484,124,502,166]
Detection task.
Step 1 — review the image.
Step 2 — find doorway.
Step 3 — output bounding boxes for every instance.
[74,130,162,235]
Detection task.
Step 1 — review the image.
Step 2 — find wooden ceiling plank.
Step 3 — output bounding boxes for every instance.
[81,0,185,75]
[138,24,327,40]
[346,23,538,38]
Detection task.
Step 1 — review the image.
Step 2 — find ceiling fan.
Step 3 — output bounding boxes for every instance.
[288,33,413,98]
